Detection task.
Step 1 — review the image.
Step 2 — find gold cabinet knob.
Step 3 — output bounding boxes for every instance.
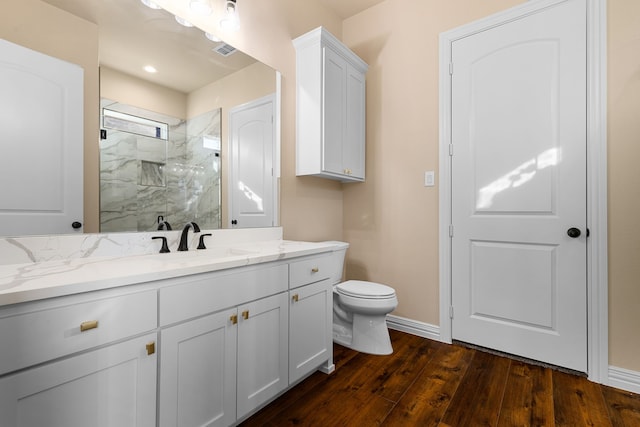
[230,314,238,325]
[311,267,319,273]
[292,294,299,303]
[242,310,249,320]
[80,320,99,332]
[146,341,155,356]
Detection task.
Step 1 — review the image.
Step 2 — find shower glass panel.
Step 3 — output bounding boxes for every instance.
[99,101,221,232]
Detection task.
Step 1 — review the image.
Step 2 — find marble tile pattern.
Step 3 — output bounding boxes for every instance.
[0,228,349,307]
[100,103,221,232]
[0,227,283,266]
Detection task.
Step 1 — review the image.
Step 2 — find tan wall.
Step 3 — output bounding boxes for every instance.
[100,66,188,119]
[607,0,640,371]
[1,0,100,232]
[188,61,277,226]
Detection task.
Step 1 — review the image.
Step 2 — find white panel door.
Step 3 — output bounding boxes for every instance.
[229,95,275,228]
[451,0,587,371]
[0,39,83,235]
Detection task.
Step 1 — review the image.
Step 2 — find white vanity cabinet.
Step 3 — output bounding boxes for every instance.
[158,264,290,427]
[294,27,368,182]
[0,240,344,427]
[288,254,335,384]
[0,289,158,427]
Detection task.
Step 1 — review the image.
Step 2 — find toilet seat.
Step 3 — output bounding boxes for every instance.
[336,280,396,299]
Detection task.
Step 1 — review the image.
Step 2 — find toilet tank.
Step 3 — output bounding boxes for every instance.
[325,241,349,284]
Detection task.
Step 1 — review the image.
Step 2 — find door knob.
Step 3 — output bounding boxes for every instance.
[567,227,581,238]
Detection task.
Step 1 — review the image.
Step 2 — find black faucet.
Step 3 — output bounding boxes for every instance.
[157,221,172,231]
[156,215,172,230]
[152,236,170,253]
[178,222,200,251]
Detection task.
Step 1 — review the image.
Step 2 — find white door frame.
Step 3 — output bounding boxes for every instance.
[438,0,608,383]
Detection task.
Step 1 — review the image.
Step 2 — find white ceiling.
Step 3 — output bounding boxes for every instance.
[41,0,385,93]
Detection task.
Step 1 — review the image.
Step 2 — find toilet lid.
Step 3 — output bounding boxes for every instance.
[336,280,396,299]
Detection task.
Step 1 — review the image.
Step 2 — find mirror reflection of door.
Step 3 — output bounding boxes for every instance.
[229,95,276,228]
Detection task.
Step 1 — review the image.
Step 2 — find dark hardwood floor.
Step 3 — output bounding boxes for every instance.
[240,330,640,426]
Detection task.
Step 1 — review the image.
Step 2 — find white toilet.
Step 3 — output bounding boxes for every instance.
[333,280,398,355]
[329,246,398,355]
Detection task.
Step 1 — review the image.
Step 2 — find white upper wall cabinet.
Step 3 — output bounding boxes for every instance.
[294,27,368,182]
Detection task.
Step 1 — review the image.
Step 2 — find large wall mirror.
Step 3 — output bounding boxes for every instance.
[41,0,279,234]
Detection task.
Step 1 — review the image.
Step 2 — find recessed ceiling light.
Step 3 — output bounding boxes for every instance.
[144,65,157,73]
[140,0,162,10]
[175,15,194,27]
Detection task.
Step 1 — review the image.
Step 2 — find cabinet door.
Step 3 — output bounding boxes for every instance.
[322,46,347,176]
[289,279,333,384]
[0,333,157,427]
[159,309,237,427]
[345,63,366,180]
[237,292,289,420]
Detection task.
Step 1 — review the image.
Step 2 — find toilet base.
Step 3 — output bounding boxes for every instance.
[333,313,393,355]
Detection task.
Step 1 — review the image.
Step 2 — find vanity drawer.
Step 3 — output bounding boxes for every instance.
[0,289,157,376]
[289,253,332,289]
[159,263,288,326]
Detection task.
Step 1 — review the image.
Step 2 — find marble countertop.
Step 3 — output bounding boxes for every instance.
[0,240,348,307]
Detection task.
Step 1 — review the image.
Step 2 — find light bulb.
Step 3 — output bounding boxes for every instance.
[219,0,239,31]
[140,0,162,9]
[175,15,194,27]
[205,32,222,42]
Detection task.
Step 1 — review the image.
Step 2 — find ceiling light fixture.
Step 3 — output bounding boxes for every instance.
[140,0,162,10]
[143,65,158,73]
[174,15,194,27]
[219,0,240,31]
[205,32,222,42]
[189,0,212,15]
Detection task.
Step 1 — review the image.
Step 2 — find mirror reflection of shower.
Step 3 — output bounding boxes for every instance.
[99,100,222,232]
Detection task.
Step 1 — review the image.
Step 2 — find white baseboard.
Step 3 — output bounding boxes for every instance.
[386,315,443,342]
[608,366,640,394]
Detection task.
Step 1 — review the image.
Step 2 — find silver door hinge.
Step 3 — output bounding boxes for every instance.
[449,62,453,75]
[449,306,454,319]
[449,225,454,237]
[449,144,453,156]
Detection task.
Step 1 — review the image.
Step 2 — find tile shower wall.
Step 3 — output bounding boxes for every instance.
[100,104,221,232]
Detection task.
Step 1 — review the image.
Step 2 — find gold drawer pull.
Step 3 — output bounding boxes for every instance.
[292,294,299,303]
[230,314,238,325]
[80,320,99,332]
[146,341,155,356]
[242,310,249,320]
[311,267,319,273]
